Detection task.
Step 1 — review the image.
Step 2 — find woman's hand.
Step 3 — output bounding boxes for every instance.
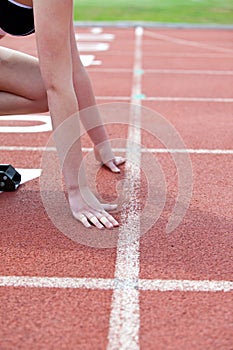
[68,186,119,229]
[103,156,126,173]
[94,146,125,173]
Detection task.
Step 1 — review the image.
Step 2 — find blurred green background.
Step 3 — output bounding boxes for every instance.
[74,0,233,24]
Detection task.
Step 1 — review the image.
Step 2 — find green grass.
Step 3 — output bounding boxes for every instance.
[74,0,233,24]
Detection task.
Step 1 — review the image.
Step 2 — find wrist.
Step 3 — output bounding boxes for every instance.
[94,141,114,164]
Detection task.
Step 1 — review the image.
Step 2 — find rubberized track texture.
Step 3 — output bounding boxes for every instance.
[0,26,233,350]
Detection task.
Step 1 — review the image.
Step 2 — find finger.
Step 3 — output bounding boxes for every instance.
[83,211,104,230]
[102,203,118,211]
[105,160,120,173]
[114,156,126,166]
[99,216,114,229]
[102,211,119,227]
[74,213,92,228]
[94,212,114,229]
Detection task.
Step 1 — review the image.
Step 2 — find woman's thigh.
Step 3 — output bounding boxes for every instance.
[0,46,47,100]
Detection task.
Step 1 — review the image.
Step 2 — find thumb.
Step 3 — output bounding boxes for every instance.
[102,203,118,211]
[106,160,121,173]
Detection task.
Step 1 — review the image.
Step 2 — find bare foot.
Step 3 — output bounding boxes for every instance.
[68,186,119,229]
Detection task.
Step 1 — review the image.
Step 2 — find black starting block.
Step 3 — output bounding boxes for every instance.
[0,165,21,191]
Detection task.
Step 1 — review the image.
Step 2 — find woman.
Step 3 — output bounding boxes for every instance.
[0,0,125,229]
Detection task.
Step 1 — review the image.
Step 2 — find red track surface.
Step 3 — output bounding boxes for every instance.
[0,27,233,349]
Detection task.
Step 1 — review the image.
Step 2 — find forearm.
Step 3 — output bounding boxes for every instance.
[47,87,87,191]
[70,26,113,154]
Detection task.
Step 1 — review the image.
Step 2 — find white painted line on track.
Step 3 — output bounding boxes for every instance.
[0,115,52,133]
[1,146,233,155]
[90,27,103,34]
[77,43,110,52]
[95,96,233,102]
[80,55,101,67]
[144,97,233,102]
[107,26,143,350]
[88,68,233,75]
[0,276,232,292]
[141,52,233,58]
[0,146,56,151]
[144,69,233,75]
[144,30,233,54]
[75,33,114,41]
[99,51,233,58]
[16,168,42,185]
[149,148,233,155]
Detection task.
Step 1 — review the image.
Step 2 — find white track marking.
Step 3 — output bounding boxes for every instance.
[77,43,110,52]
[16,168,42,185]
[107,27,144,350]
[95,96,233,102]
[76,33,114,41]
[0,276,232,292]
[0,115,52,133]
[0,146,56,151]
[144,30,233,54]
[88,68,233,75]
[98,51,233,58]
[142,52,233,58]
[80,55,102,67]
[1,96,232,106]
[144,97,233,102]
[90,27,103,34]
[144,69,233,75]
[1,146,233,155]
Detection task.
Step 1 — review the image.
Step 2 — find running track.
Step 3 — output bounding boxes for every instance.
[0,26,233,349]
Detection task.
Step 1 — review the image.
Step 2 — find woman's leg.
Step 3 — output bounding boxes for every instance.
[0,46,48,115]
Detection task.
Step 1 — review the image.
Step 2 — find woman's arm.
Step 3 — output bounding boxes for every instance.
[69,21,125,172]
[33,0,81,188]
[33,0,119,229]
[0,30,6,39]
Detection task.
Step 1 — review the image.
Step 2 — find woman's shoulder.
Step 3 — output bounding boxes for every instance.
[0,28,7,38]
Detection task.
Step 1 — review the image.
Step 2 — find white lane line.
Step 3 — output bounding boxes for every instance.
[95,96,233,102]
[107,27,143,350]
[150,148,233,155]
[144,69,233,75]
[99,51,233,58]
[16,168,42,185]
[0,115,52,133]
[80,55,102,67]
[75,33,114,41]
[90,27,103,34]
[0,276,232,292]
[1,146,233,155]
[144,97,233,102]
[0,146,56,151]
[77,43,110,52]
[141,52,233,58]
[139,279,233,292]
[88,68,233,75]
[144,30,233,54]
